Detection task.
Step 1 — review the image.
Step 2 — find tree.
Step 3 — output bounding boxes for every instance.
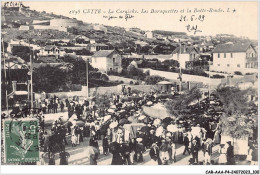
[213,86,249,116]
[214,86,258,139]
[145,75,165,85]
[33,65,70,92]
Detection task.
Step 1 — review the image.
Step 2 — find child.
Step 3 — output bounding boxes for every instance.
[103,136,109,155]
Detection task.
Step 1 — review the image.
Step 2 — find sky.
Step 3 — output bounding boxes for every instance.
[22,1,258,40]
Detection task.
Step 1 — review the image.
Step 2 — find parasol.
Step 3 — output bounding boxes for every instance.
[69,114,78,122]
[153,119,161,126]
[109,121,118,129]
[84,146,99,159]
[167,124,178,132]
[128,116,138,123]
[107,109,115,113]
[119,118,128,126]
[85,122,91,126]
[146,101,153,106]
[110,105,117,109]
[76,120,85,127]
[71,120,77,126]
[138,115,146,120]
[155,126,164,137]
[104,115,111,122]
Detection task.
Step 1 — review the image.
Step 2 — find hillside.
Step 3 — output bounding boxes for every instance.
[1,5,185,46]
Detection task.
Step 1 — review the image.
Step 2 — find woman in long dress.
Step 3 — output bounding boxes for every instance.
[218,144,227,165]
[213,123,221,144]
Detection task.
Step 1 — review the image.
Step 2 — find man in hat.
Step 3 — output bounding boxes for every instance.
[159,139,170,165]
[183,133,190,155]
[226,141,235,165]
[149,142,161,165]
[191,139,199,164]
[134,138,144,163]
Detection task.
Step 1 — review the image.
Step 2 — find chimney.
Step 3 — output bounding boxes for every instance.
[12,81,17,92]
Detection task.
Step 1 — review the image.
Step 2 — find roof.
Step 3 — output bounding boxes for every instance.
[92,50,117,57]
[157,81,173,85]
[212,42,253,53]
[45,45,58,51]
[89,43,108,47]
[172,46,198,54]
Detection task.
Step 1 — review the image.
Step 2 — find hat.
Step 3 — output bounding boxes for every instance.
[136,138,142,142]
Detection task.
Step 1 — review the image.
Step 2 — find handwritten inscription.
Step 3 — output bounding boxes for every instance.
[68,7,237,34]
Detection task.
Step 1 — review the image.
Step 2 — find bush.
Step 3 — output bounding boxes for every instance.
[234,71,243,75]
[100,74,109,81]
[134,82,140,85]
[211,74,225,79]
[130,81,133,84]
[145,75,165,85]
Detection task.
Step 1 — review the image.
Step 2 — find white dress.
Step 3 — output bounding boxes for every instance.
[218,147,227,164]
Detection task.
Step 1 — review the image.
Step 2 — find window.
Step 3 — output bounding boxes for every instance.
[245,63,248,68]
[218,64,220,66]
[218,53,220,58]
[251,63,254,68]
[251,53,254,58]
[227,64,230,67]
[113,58,115,63]
[237,64,240,68]
[230,53,233,58]
[224,53,226,58]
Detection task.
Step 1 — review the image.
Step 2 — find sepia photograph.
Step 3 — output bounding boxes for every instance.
[0,0,258,172]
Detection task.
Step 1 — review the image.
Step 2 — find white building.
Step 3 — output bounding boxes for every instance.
[172,46,200,69]
[145,31,153,39]
[39,45,65,57]
[211,43,257,74]
[91,50,122,73]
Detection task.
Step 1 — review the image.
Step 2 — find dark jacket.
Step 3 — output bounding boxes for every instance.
[149,147,159,161]
[191,143,199,154]
[227,145,235,165]
[183,136,190,147]
[252,147,258,161]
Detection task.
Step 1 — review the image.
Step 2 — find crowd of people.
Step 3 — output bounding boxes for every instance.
[2,87,258,166]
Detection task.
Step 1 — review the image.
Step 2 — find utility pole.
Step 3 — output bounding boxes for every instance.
[86,58,89,98]
[179,41,182,92]
[208,60,211,98]
[2,37,9,115]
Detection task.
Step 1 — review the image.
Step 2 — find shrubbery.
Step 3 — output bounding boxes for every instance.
[234,71,243,75]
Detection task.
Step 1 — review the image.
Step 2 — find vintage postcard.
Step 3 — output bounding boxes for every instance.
[0,0,258,172]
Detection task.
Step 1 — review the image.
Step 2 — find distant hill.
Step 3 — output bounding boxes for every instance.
[153,30,187,36]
